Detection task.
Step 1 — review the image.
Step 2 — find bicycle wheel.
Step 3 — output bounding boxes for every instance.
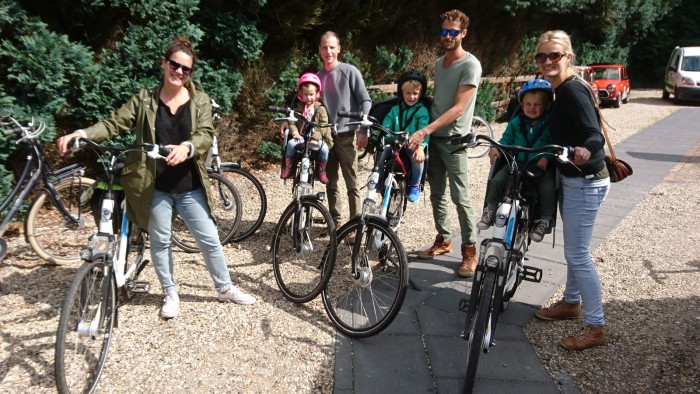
[272,199,336,303]
[384,176,406,232]
[122,225,149,301]
[220,164,267,242]
[55,260,116,394]
[467,116,494,159]
[322,217,408,337]
[25,176,96,265]
[172,172,242,253]
[463,269,497,393]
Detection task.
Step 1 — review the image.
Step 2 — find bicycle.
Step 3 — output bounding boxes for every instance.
[54,138,166,394]
[172,100,267,252]
[268,105,338,303]
[0,111,96,265]
[320,111,409,338]
[450,131,575,393]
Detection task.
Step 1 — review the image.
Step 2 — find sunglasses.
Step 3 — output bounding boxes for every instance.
[166,59,193,76]
[439,28,462,37]
[535,52,567,64]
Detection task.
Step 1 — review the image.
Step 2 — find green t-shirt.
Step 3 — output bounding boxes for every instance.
[430,52,482,137]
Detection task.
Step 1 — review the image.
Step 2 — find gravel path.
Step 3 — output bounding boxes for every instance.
[0,89,697,392]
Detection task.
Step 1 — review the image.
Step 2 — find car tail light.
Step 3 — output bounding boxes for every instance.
[681,76,696,86]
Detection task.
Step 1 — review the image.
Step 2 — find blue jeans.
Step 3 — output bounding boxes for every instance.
[149,188,232,294]
[560,175,610,326]
[285,138,329,163]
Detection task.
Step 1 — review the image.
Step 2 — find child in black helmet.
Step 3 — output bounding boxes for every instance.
[477,78,556,242]
[381,70,431,202]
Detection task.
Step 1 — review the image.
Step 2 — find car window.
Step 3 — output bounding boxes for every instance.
[593,68,620,80]
[681,56,700,71]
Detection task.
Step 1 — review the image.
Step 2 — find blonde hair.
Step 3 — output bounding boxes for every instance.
[400,79,422,94]
[536,30,576,71]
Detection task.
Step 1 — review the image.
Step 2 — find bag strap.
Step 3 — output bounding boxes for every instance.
[574,76,618,160]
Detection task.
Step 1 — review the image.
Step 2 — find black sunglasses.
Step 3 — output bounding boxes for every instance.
[439,28,462,37]
[535,52,566,64]
[166,59,193,76]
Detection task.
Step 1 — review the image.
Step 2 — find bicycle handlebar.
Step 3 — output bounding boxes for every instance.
[267,106,336,132]
[71,137,171,159]
[338,111,407,142]
[450,132,574,165]
[1,114,47,139]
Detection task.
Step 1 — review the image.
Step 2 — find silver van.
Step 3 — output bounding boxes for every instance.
[663,46,700,102]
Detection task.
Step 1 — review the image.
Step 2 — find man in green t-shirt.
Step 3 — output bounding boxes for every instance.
[408,9,482,277]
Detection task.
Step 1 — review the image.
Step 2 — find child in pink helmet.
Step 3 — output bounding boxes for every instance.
[280,73,333,183]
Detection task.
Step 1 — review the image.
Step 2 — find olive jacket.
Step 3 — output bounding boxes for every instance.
[82,80,215,230]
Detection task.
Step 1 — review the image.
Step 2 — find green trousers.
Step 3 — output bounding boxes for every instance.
[427,139,476,246]
[484,164,556,220]
[326,134,361,223]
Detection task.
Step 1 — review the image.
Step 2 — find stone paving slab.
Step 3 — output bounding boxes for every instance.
[333,108,700,393]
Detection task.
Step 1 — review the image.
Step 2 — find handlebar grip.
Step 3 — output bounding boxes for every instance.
[268,105,288,114]
[2,126,22,136]
[158,145,172,156]
[337,111,363,120]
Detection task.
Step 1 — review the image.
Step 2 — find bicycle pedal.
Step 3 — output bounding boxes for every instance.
[458,298,469,313]
[522,265,543,283]
[128,281,150,293]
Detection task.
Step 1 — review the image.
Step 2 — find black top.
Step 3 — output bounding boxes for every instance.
[155,99,202,193]
[548,75,606,177]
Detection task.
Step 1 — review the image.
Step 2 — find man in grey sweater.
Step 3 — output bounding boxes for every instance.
[317,31,372,230]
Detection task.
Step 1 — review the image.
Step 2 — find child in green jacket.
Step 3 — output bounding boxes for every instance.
[478,78,556,242]
[381,70,431,202]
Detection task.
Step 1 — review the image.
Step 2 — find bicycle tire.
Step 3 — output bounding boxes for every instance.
[322,217,408,337]
[25,176,96,265]
[55,260,116,394]
[463,269,497,393]
[220,164,267,242]
[467,116,494,159]
[122,226,149,301]
[385,176,406,232]
[272,198,337,303]
[172,172,242,253]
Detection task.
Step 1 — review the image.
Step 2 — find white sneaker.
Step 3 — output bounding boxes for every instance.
[218,286,256,305]
[160,291,179,319]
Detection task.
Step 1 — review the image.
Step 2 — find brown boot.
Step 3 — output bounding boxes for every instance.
[458,245,477,277]
[560,325,605,350]
[417,234,452,259]
[535,299,581,321]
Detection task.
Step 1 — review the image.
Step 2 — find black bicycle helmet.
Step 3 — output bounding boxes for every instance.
[518,78,554,103]
[396,69,428,98]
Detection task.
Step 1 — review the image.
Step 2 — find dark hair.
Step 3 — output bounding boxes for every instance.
[440,9,469,30]
[164,37,197,69]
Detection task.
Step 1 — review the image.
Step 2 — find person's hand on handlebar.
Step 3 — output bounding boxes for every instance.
[56,131,83,156]
[164,144,190,166]
[408,129,428,151]
[487,147,500,161]
[572,146,591,166]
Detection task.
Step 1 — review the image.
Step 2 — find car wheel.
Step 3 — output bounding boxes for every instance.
[622,89,629,104]
[662,89,670,100]
[613,94,621,108]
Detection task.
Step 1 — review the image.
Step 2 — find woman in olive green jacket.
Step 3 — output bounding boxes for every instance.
[58,37,255,319]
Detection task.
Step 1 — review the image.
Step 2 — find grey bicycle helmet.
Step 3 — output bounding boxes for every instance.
[518,78,554,103]
[396,69,428,98]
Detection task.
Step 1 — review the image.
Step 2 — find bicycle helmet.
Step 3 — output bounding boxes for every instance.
[396,69,427,98]
[518,78,554,103]
[297,72,322,102]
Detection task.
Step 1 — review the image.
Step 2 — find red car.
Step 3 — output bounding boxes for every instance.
[589,64,631,108]
[575,66,600,105]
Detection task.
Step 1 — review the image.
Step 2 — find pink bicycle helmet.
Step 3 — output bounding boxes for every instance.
[297,73,322,102]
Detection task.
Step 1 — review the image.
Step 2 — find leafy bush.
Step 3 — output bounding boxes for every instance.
[475,81,498,122]
[376,45,413,77]
[255,140,282,162]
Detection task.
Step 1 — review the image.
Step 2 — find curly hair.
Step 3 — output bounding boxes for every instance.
[440,9,469,30]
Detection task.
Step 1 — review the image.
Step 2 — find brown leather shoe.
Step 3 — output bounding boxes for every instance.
[560,325,605,350]
[535,299,581,320]
[417,234,452,259]
[458,245,477,277]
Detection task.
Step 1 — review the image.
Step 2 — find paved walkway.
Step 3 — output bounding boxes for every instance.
[333,108,700,393]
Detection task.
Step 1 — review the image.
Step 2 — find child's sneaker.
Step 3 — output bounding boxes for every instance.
[317,162,329,184]
[407,184,420,202]
[531,219,550,242]
[476,207,496,230]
